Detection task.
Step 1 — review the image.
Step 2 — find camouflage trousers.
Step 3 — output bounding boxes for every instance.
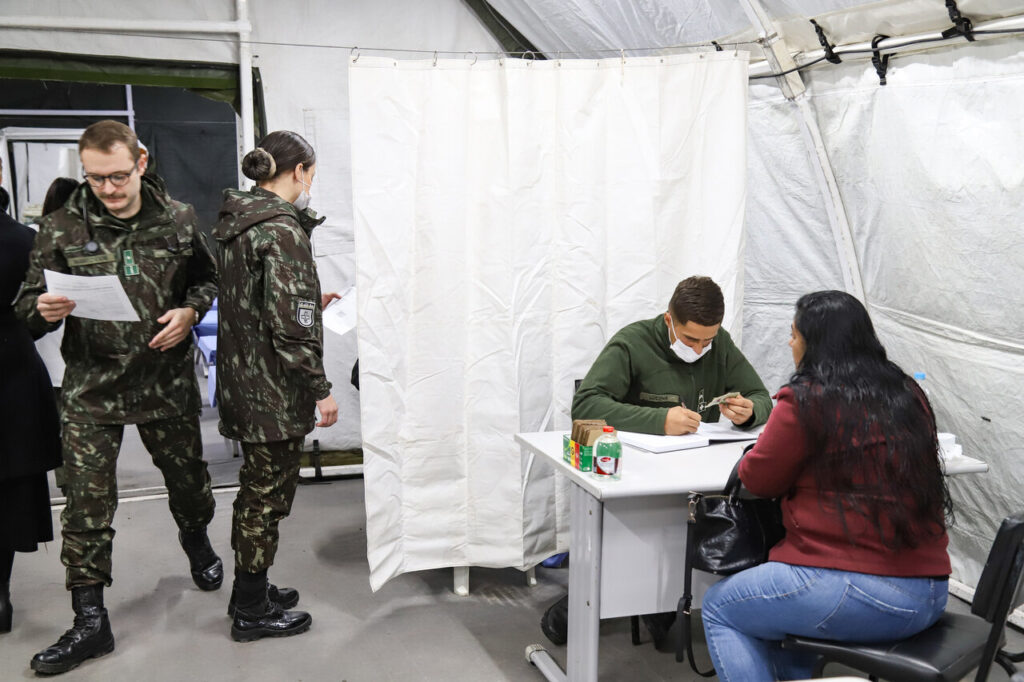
[60,414,215,589]
[231,437,303,573]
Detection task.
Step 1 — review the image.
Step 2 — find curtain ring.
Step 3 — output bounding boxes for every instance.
[433,50,438,67]
[465,51,477,66]
[556,50,562,67]
[350,46,359,63]
[620,48,625,65]
[523,50,535,64]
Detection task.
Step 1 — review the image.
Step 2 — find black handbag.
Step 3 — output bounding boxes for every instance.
[675,444,786,675]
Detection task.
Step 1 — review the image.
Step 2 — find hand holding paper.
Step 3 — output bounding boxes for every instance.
[37,292,76,322]
[43,270,140,322]
[322,286,357,337]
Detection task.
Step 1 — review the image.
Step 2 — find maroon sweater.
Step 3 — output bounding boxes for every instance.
[739,387,950,577]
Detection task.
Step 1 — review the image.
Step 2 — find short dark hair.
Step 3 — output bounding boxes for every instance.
[42,177,79,216]
[79,120,141,162]
[668,276,724,326]
[241,130,316,182]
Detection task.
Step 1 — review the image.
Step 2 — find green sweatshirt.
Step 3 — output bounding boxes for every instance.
[571,315,772,435]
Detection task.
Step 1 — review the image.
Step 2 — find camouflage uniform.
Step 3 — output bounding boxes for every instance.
[212,187,331,572]
[14,176,217,588]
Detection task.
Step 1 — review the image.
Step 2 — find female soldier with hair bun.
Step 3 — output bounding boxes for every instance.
[212,130,339,642]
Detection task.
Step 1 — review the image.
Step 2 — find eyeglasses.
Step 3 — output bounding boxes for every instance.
[83,164,138,188]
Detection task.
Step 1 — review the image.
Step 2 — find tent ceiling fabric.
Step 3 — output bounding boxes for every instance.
[487,0,1024,56]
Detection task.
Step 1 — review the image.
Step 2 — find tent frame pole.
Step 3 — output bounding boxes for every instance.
[747,14,1024,79]
[236,0,255,189]
[739,0,867,302]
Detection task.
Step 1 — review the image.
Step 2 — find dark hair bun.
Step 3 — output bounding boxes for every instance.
[241,147,277,181]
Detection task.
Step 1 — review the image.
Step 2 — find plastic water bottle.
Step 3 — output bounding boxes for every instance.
[913,372,930,399]
[593,426,622,480]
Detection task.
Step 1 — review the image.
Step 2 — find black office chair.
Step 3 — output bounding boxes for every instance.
[782,511,1024,681]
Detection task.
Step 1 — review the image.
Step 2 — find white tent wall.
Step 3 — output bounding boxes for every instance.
[799,37,1024,586]
[0,0,502,451]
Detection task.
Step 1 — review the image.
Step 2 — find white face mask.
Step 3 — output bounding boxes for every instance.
[669,322,713,363]
[293,168,312,211]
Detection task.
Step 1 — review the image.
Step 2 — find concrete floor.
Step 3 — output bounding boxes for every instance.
[4,479,719,682]
[5,479,1024,681]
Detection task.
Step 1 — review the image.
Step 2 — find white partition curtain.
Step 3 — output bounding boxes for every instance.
[349,52,749,590]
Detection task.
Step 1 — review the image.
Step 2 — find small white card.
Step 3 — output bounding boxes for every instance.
[322,286,357,337]
[43,269,140,322]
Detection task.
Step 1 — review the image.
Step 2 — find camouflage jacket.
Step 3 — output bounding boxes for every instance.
[212,187,331,443]
[14,176,217,424]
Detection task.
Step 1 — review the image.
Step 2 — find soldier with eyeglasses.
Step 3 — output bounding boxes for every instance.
[14,120,220,675]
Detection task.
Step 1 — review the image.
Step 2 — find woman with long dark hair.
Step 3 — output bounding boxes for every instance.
[700,290,952,681]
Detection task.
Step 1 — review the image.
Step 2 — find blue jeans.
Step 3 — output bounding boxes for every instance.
[701,562,948,682]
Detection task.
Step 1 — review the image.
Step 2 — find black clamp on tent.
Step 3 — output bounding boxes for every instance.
[942,0,976,41]
[810,19,842,64]
[871,35,890,86]
[711,41,723,52]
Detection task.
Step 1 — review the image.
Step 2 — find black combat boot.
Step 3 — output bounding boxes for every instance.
[179,527,223,591]
[226,582,299,616]
[230,568,311,642]
[0,581,11,633]
[30,585,115,674]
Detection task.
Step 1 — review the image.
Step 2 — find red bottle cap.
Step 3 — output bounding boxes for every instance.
[603,426,614,432]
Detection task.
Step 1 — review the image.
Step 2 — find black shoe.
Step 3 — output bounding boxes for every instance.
[231,602,312,642]
[179,528,223,591]
[540,594,569,646]
[0,582,11,633]
[641,611,677,652]
[226,583,300,616]
[30,585,115,674]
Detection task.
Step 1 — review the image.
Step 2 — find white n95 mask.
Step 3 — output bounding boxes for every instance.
[670,325,713,363]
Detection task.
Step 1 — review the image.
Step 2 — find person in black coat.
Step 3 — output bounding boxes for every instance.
[0,167,63,634]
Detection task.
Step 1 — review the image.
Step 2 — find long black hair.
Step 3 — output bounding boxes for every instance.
[789,290,952,549]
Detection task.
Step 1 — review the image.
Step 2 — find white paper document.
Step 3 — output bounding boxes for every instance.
[617,431,710,453]
[697,421,765,441]
[43,269,140,322]
[322,287,357,337]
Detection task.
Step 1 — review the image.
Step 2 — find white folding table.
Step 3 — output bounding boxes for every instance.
[516,430,988,682]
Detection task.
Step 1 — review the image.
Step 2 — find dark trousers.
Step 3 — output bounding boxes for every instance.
[231,437,303,573]
[60,414,214,588]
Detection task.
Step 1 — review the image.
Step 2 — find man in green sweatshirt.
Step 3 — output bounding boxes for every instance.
[541,275,773,648]
[573,275,772,434]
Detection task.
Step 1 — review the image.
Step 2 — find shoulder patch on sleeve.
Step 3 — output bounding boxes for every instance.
[296,299,316,328]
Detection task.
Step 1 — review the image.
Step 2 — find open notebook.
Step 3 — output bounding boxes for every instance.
[617,422,763,453]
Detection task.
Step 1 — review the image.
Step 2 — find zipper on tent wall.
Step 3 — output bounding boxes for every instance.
[738,0,866,303]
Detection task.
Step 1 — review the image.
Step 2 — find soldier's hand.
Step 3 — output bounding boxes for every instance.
[315,394,339,427]
[720,395,754,426]
[38,292,76,322]
[149,307,195,351]
[321,292,342,310]
[664,406,701,435]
